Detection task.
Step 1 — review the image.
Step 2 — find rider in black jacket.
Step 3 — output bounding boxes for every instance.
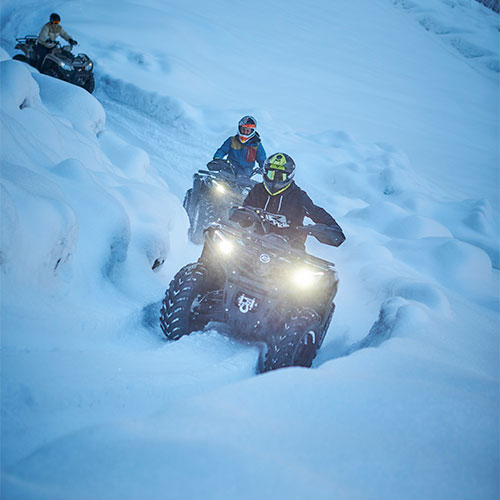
[242,153,345,250]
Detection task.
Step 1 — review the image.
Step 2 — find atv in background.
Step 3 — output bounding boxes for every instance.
[13,36,95,93]
[160,206,344,373]
[183,159,260,245]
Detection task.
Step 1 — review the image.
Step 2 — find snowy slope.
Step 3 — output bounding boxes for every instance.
[0,1,498,499]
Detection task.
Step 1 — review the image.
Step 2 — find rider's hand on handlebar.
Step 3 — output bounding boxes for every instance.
[69,39,78,46]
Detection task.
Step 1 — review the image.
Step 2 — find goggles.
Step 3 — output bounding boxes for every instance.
[265,169,288,182]
[238,125,255,136]
[52,20,60,24]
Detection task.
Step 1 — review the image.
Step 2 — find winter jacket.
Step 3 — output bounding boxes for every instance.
[243,181,345,249]
[37,22,72,48]
[213,132,266,177]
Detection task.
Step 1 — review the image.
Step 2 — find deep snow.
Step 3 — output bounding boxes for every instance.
[0,1,498,499]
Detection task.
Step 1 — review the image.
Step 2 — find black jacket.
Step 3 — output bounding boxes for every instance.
[242,182,345,249]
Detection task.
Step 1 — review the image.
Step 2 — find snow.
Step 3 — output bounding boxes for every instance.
[0,1,498,499]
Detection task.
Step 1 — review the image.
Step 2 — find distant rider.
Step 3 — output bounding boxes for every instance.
[36,13,78,69]
[213,116,267,177]
[241,152,345,250]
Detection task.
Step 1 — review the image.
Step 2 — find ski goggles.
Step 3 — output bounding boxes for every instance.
[52,20,60,24]
[238,125,256,136]
[265,169,288,182]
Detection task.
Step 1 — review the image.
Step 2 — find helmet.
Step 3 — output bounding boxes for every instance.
[263,153,295,195]
[238,115,257,143]
[50,13,61,23]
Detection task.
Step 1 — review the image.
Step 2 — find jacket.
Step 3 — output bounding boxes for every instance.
[37,22,72,48]
[214,132,266,177]
[243,181,345,249]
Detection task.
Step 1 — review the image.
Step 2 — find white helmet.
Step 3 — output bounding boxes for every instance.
[238,115,257,143]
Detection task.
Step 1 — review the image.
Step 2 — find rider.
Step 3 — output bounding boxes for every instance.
[241,152,345,250]
[213,116,267,177]
[36,13,78,69]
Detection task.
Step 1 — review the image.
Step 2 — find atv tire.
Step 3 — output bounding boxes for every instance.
[188,196,215,245]
[13,54,27,63]
[160,262,210,340]
[258,309,322,373]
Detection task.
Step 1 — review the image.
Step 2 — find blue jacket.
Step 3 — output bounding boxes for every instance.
[214,132,266,177]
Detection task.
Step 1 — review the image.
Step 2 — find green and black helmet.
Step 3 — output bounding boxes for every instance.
[263,153,295,195]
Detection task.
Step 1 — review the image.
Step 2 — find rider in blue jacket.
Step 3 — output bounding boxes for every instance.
[213,116,266,177]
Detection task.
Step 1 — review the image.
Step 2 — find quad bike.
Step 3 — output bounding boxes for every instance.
[160,206,345,373]
[183,159,261,244]
[13,36,95,93]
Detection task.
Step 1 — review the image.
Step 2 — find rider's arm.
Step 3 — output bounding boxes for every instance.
[256,143,267,169]
[302,191,346,242]
[59,27,72,42]
[213,137,231,160]
[37,24,52,46]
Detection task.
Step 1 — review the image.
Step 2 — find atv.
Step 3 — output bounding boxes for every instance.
[13,36,95,93]
[183,159,260,245]
[160,205,344,373]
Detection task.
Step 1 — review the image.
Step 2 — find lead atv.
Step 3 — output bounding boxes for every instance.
[183,159,260,245]
[160,206,344,373]
[13,36,95,93]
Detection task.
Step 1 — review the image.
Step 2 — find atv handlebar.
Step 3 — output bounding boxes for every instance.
[207,159,262,179]
[207,159,236,175]
[229,206,345,247]
[228,205,266,231]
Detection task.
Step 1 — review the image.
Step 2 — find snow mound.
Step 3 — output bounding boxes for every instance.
[98,74,200,131]
[395,0,499,78]
[388,237,494,297]
[98,130,149,179]
[0,41,185,306]
[0,161,77,286]
[34,73,105,137]
[0,59,41,113]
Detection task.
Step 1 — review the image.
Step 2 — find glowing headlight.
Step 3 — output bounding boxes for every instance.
[291,267,324,288]
[214,230,234,255]
[213,181,226,195]
[59,61,73,70]
[84,61,93,71]
[217,239,234,255]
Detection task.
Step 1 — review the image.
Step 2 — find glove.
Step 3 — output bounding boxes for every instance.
[69,39,78,46]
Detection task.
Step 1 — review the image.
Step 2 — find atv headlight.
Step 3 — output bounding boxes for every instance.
[213,181,226,195]
[217,239,234,255]
[214,230,234,255]
[84,61,93,71]
[59,60,73,71]
[291,267,324,289]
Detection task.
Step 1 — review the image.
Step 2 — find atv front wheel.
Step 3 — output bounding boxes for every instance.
[13,54,27,63]
[258,309,322,373]
[160,262,210,340]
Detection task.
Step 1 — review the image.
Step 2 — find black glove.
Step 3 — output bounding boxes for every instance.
[69,39,78,46]
[228,206,254,227]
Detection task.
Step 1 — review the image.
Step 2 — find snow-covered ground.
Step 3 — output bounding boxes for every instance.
[0,1,498,499]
